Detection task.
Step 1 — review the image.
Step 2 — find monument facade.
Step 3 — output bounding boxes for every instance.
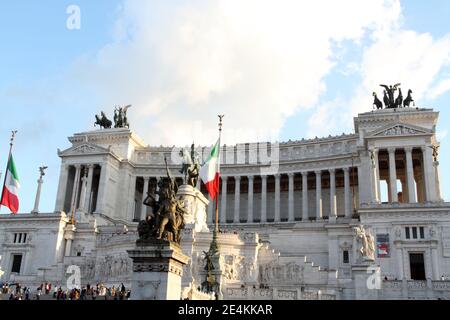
[1,96,450,299]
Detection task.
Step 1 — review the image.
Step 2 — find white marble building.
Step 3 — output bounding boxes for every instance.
[1,107,450,300]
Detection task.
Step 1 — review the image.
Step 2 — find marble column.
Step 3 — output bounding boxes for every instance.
[141,177,150,220]
[288,173,294,222]
[434,161,442,202]
[372,149,381,203]
[84,164,95,213]
[233,176,241,223]
[220,176,228,223]
[274,174,281,222]
[388,148,398,202]
[55,163,69,212]
[261,175,267,223]
[421,146,438,202]
[70,164,81,214]
[302,172,308,221]
[329,169,337,221]
[343,168,351,218]
[128,175,137,220]
[247,175,254,223]
[315,170,322,220]
[32,172,44,214]
[95,163,109,214]
[405,147,416,203]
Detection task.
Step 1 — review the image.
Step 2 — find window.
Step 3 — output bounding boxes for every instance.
[11,254,22,273]
[404,227,425,240]
[12,233,28,244]
[343,250,349,264]
[412,227,417,239]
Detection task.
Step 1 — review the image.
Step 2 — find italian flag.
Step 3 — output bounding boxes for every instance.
[200,139,221,200]
[1,154,20,214]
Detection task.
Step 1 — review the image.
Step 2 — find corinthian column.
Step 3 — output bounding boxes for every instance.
[343,167,351,218]
[329,169,337,221]
[233,176,241,223]
[405,147,416,203]
[84,164,95,213]
[261,175,267,222]
[388,148,398,202]
[302,172,308,221]
[220,176,228,223]
[274,174,281,222]
[247,175,254,223]
[141,177,150,220]
[315,170,322,220]
[288,173,294,222]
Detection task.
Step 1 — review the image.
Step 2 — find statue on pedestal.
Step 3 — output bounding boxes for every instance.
[138,157,186,244]
[179,143,200,187]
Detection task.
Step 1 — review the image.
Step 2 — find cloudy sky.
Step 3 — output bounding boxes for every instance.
[1,0,450,213]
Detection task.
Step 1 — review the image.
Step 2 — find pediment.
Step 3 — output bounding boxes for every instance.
[367,122,431,138]
[58,143,110,157]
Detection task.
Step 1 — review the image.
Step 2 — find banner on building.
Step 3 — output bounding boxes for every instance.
[376,234,390,258]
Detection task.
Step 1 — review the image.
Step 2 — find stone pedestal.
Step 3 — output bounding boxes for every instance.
[177,184,209,233]
[127,239,189,300]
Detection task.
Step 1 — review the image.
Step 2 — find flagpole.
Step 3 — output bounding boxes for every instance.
[215,115,224,233]
[0,130,18,213]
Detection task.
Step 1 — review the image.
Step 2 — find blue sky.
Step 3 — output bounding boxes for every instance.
[1,0,450,214]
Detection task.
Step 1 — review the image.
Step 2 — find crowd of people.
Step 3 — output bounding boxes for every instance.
[0,282,131,300]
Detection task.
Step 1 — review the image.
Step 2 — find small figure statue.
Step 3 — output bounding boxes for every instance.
[179,143,200,187]
[39,166,48,178]
[372,92,383,110]
[431,145,439,162]
[113,105,132,128]
[382,90,390,108]
[403,89,415,107]
[354,225,375,261]
[380,83,400,108]
[94,111,112,129]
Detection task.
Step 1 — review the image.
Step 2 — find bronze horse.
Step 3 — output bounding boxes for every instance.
[94,112,112,129]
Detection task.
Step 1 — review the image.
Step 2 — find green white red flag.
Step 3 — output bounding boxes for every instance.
[200,139,220,200]
[1,154,20,214]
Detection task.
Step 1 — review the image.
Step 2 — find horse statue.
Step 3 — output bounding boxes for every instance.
[394,88,403,108]
[403,89,415,107]
[94,111,112,129]
[138,156,186,244]
[372,92,383,110]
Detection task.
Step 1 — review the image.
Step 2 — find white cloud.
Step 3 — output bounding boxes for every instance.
[72,0,402,146]
[307,28,450,136]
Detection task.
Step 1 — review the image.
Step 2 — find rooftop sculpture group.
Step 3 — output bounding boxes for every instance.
[94,105,132,129]
[372,83,415,110]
